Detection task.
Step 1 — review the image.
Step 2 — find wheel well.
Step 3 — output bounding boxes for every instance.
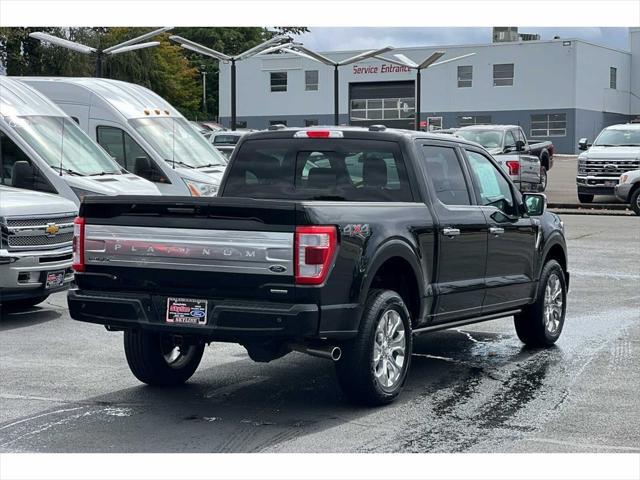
[369,257,420,326]
[629,182,640,199]
[545,243,567,273]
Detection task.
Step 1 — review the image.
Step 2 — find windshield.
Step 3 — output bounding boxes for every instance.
[9,115,121,176]
[130,117,228,168]
[456,129,504,149]
[594,128,640,146]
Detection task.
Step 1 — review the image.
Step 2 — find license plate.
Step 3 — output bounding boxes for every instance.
[45,270,65,289]
[166,297,208,325]
[604,180,617,187]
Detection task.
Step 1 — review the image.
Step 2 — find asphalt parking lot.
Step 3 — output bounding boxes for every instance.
[1,214,638,453]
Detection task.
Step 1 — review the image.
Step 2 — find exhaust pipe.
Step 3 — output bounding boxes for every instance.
[289,343,342,361]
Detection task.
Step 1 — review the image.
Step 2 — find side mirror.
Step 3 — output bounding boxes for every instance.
[578,138,590,151]
[523,193,547,216]
[515,140,526,152]
[11,160,35,189]
[134,156,152,177]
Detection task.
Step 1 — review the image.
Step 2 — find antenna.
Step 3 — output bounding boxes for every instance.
[59,117,65,176]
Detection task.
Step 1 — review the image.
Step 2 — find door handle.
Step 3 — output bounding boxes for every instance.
[489,226,505,236]
[442,227,461,237]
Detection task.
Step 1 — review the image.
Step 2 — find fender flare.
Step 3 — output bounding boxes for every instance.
[358,238,427,306]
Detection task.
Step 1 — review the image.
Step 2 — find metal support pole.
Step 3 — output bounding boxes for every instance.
[334,65,339,126]
[231,59,237,131]
[95,52,103,77]
[201,70,207,115]
[415,69,421,131]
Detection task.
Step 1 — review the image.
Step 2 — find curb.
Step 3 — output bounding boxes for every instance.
[548,202,629,211]
[549,208,635,216]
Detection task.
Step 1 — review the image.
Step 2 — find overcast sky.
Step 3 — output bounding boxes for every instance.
[293,27,631,52]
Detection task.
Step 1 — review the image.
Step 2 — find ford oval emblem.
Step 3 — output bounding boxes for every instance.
[269,265,287,273]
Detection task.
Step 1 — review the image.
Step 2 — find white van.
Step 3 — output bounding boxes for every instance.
[0,77,159,206]
[18,77,227,196]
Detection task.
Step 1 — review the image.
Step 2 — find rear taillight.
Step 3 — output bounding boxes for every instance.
[506,160,520,176]
[295,226,337,285]
[72,217,85,272]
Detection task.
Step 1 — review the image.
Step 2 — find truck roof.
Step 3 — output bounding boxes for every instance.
[0,76,68,118]
[604,123,640,131]
[237,125,481,149]
[16,77,181,121]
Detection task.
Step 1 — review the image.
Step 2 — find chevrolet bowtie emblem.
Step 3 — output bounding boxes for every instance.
[45,223,60,236]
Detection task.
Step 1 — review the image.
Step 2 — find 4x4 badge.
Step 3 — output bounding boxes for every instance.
[342,224,370,239]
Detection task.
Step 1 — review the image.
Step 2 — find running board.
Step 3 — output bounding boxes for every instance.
[412,309,521,335]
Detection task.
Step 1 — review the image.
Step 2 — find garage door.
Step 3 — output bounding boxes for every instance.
[349,81,415,129]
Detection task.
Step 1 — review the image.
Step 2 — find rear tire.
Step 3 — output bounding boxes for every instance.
[578,193,594,203]
[124,330,204,386]
[514,260,567,347]
[335,289,412,406]
[630,188,640,216]
[538,166,548,192]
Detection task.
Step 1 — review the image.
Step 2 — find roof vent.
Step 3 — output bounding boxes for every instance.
[368,125,387,132]
[268,124,287,130]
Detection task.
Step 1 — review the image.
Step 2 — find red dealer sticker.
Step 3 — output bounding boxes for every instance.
[166,297,208,325]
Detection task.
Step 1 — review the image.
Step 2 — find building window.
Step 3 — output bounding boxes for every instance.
[457,65,473,88]
[305,119,318,127]
[493,63,514,86]
[350,97,415,121]
[269,120,287,127]
[457,115,492,127]
[530,113,567,137]
[305,70,319,91]
[270,72,287,92]
[610,67,617,89]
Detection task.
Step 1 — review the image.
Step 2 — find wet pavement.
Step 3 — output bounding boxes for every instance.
[1,214,638,453]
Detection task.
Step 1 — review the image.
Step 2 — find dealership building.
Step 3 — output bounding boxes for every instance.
[219,27,640,153]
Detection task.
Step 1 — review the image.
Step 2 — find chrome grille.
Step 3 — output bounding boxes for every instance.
[584,159,640,176]
[6,214,76,228]
[7,232,74,248]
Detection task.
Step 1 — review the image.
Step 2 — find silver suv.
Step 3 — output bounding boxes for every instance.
[1,186,77,308]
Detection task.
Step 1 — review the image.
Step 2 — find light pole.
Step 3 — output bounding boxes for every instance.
[170,35,292,131]
[29,27,173,77]
[376,51,477,130]
[200,65,207,116]
[265,44,394,126]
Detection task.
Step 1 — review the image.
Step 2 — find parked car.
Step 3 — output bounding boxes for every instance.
[68,126,569,406]
[199,121,225,132]
[0,185,77,309]
[455,125,543,192]
[208,129,255,159]
[577,124,640,203]
[0,77,159,206]
[614,169,640,215]
[434,128,459,135]
[18,77,227,197]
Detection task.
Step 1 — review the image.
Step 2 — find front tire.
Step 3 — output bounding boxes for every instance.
[335,289,412,406]
[514,260,567,347]
[124,330,204,386]
[630,188,640,216]
[578,193,594,203]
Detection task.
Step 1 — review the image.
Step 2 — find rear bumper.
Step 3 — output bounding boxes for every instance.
[68,289,360,341]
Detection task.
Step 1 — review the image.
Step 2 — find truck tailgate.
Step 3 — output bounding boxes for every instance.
[77,196,298,302]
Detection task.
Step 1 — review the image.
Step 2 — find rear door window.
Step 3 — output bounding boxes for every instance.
[224,138,413,202]
[420,145,471,206]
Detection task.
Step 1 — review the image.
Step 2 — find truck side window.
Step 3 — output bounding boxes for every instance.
[420,145,471,206]
[0,132,56,193]
[465,150,516,216]
[504,130,517,150]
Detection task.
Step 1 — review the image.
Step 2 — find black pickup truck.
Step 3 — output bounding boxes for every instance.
[69,127,569,405]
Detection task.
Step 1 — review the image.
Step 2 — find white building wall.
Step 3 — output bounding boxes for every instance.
[630,27,640,116]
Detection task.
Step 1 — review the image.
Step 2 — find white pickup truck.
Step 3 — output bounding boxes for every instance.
[1,186,77,308]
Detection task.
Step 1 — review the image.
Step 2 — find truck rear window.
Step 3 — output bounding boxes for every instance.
[223,139,413,202]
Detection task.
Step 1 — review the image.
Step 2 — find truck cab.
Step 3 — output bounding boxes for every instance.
[0,77,160,206]
[18,77,227,197]
[577,124,640,203]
